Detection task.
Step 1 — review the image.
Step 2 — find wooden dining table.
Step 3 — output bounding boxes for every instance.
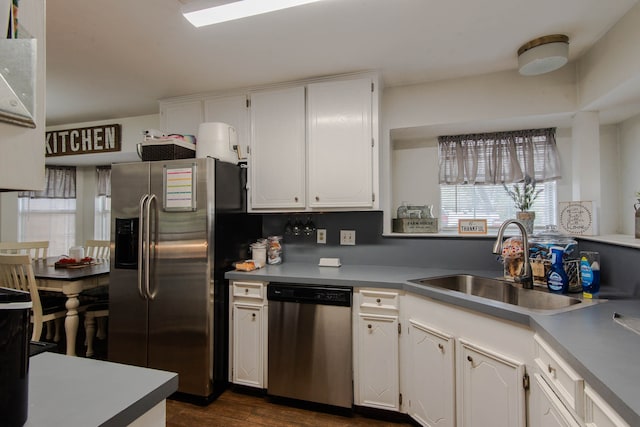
[32,257,110,356]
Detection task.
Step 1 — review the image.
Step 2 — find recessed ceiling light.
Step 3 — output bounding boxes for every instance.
[182,0,326,27]
[517,34,569,76]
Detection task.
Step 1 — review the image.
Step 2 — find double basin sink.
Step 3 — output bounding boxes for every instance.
[410,274,594,313]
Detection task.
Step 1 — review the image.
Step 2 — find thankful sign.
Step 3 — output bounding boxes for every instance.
[46,124,122,157]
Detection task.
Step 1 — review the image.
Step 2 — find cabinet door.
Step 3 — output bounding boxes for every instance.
[249,86,306,209]
[585,385,630,427]
[408,319,455,427]
[232,303,263,388]
[357,313,399,410]
[459,339,526,427]
[307,78,373,208]
[530,374,581,427]
[160,100,203,136]
[204,95,249,159]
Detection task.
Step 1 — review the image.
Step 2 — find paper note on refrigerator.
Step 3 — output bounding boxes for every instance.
[164,166,195,210]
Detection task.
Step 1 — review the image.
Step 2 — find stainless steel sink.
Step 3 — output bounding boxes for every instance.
[410,274,585,311]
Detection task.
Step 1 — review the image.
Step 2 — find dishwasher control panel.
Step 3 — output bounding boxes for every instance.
[267,283,352,307]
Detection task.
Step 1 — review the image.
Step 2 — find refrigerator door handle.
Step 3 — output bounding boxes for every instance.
[137,194,149,300]
[145,194,157,301]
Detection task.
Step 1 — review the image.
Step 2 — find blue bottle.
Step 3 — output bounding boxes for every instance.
[580,253,601,297]
[547,246,569,293]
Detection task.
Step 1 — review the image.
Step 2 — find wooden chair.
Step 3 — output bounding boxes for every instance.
[83,239,110,357]
[84,240,110,260]
[0,241,49,261]
[0,253,67,342]
[0,241,62,340]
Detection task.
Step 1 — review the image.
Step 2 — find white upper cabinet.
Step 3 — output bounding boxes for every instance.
[249,86,306,209]
[0,0,46,191]
[159,100,203,136]
[248,74,378,211]
[204,94,249,158]
[307,77,374,208]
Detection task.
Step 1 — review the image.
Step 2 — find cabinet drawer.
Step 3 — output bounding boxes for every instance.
[359,289,399,311]
[534,335,584,418]
[232,281,266,300]
[585,385,630,427]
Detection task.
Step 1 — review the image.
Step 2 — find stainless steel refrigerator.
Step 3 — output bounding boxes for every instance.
[108,157,260,400]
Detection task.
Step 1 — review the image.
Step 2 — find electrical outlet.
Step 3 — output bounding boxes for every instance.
[317,229,327,244]
[340,230,356,245]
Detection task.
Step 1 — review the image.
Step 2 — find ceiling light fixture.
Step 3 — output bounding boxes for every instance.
[182,0,325,27]
[517,34,569,76]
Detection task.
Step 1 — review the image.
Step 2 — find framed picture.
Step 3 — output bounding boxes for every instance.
[458,219,488,235]
[558,201,596,235]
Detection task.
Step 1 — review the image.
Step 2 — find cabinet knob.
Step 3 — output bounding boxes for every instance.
[245,288,249,293]
[252,313,256,318]
[376,298,381,304]
[467,355,473,363]
[367,324,372,329]
[438,343,444,351]
[294,196,298,202]
[315,196,320,202]
[548,364,556,375]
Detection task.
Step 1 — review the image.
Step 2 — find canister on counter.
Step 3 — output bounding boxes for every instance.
[250,240,266,267]
[267,235,283,264]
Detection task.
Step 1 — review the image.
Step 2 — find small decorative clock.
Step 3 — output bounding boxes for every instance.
[558,201,595,235]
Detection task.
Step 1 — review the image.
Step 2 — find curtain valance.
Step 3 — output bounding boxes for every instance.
[19,166,77,199]
[96,166,111,197]
[438,128,561,185]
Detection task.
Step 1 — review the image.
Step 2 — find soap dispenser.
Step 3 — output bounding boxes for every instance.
[547,246,569,293]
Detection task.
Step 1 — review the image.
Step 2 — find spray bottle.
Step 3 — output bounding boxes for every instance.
[547,246,569,293]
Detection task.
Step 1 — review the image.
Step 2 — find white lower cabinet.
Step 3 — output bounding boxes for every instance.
[232,303,264,388]
[354,288,400,411]
[585,385,631,427]
[356,312,400,410]
[458,339,526,427]
[402,293,531,427]
[407,319,455,427]
[531,373,581,427]
[229,280,268,389]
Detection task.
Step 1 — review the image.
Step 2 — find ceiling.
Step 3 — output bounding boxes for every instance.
[46,0,639,127]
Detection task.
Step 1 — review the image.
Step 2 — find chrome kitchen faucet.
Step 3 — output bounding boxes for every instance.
[493,219,534,289]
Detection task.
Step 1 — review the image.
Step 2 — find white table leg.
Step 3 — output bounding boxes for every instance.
[64,293,80,356]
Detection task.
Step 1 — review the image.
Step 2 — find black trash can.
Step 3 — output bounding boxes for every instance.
[0,287,32,427]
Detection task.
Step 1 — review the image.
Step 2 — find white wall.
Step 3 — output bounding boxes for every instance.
[619,113,640,234]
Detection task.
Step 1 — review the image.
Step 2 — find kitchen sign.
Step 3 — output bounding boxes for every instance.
[45,124,122,157]
[458,219,488,235]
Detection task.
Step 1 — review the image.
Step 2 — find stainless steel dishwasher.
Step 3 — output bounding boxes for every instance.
[267,283,353,409]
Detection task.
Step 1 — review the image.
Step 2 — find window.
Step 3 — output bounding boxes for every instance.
[18,167,77,256]
[18,198,76,256]
[440,181,557,230]
[94,195,111,240]
[94,166,111,240]
[438,128,561,231]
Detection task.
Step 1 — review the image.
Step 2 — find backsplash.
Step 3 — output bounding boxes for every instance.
[258,211,640,298]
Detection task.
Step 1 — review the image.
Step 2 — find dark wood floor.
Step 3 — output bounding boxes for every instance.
[166,390,413,427]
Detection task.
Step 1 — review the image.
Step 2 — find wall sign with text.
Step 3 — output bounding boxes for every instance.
[45,124,122,157]
[458,219,488,235]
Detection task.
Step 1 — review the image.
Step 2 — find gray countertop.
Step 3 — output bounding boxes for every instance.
[226,262,640,426]
[26,352,178,427]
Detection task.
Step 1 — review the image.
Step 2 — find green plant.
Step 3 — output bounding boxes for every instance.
[503,176,542,211]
